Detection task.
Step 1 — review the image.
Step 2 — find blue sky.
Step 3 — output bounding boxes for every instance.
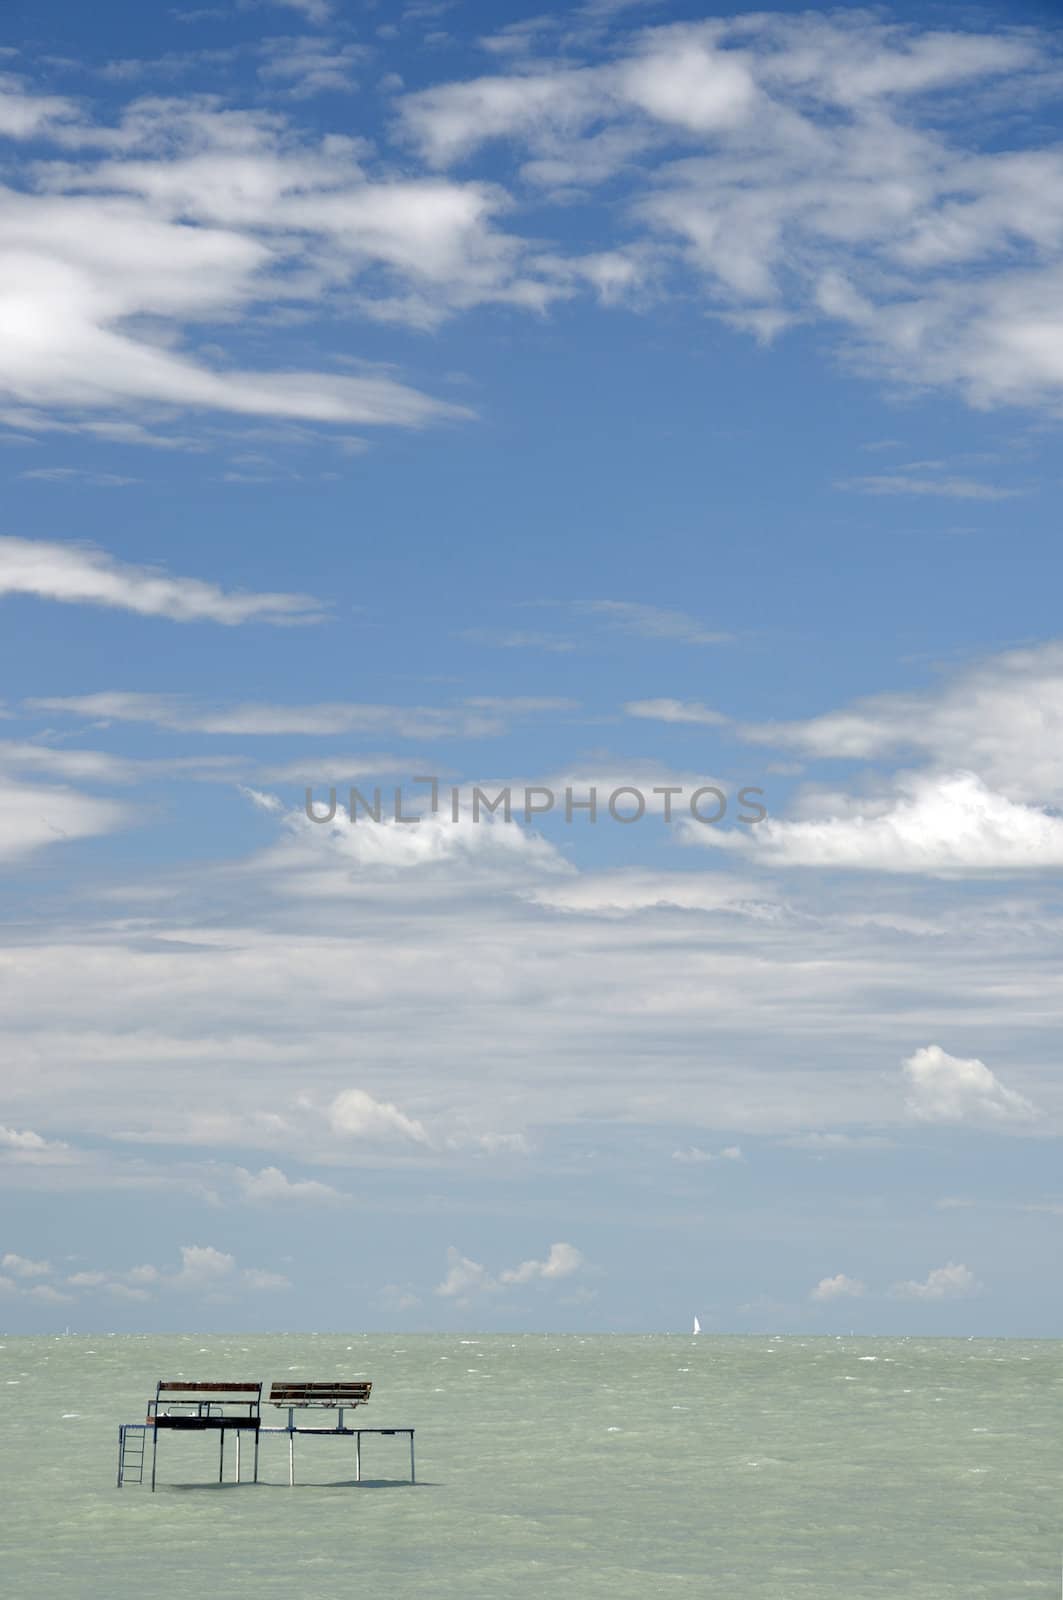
[2,0,1063,1334]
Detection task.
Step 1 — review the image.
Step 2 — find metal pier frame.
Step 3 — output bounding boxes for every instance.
[260,1414,416,1487]
[117,1377,414,1490]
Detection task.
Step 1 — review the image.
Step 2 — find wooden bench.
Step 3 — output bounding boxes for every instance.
[269,1381,372,1410]
[265,1380,416,1485]
[147,1381,262,1490]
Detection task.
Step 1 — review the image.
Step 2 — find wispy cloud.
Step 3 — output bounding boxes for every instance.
[0,537,325,624]
[625,698,729,725]
[577,600,730,645]
[838,474,1025,501]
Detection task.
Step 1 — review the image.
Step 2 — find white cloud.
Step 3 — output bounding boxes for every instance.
[235,1164,345,1203]
[28,691,513,739]
[903,1044,1036,1126]
[527,869,765,917]
[780,1132,894,1152]
[329,1089,430,1145]
[499,1242,584,1284]
[0,13,1058,443]
[257,755,403,783]
[0,537,324,624]
[435,1248,494,1301]
[258,37,364,99]
[618,32,756,134]
[398,15,1063,411]
[28,1283,72,1303]
[271,799,571,887]
[21,466,139,487]
[172,1243,235,1289]
[740,641,1063,807]
[0,1124,73,1165]
[374,1282,421,1312]
[672,1144,743,1165]
[811,1273,865,1301]
[0,777,129,861]
[891,1262,981,1300]
[256,0,334,24]
[239,786,284,814]
[838,474,1023,501]
[0,76,76,140]
[1,1252,51,1278]
[577,599,729,644]
[0,95,491,430]
[241,1267,291,1290]
[693,771,1063,876]
[437,1241,586,1299]
[625,698,729,725]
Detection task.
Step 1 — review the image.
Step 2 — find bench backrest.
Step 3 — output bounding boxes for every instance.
[269,1381,372,1408]
[152,1380,262,1419]
[157,1382,262,1395]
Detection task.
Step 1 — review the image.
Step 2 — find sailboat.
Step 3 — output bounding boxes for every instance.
[692,1315,702,1335]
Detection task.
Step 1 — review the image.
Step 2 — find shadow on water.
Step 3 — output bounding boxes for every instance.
[163,1477,440,1491]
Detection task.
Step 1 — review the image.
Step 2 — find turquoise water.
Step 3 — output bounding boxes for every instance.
[1,1334,1059,1598]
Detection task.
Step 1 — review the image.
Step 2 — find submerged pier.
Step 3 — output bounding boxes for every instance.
[117,1377,415,1490]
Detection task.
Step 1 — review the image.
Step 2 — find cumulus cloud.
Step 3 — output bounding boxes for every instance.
[690,772,1063,876]
[738,641,1063,806]
[0,537,325,624]
[811,1273,865,1301]
[172,1243,235,1289]
[437,1241,586,1301]
[234,1164,345,1203]
[167,1245,288,1294]
[329,1089,430,1145]
[1,1251,52,1278]
[672,1145,743,1164]
[499,1242,584,1284]
[903,1045,1036,1126]
[0,1125,71,1164]
[436,1249,494,1301]
[891,1262,981,1300]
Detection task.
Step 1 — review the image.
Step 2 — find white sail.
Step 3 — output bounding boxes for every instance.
[692,1315,701,1335]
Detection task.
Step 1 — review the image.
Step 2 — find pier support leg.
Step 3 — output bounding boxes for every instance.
[355,1432,361,1484]
[219,1429,225,1483]
[253,1429,260,1484]
[236,1431,241,1484]
[410,1432,415,1485]
[150,1424,158,1494]
[289,1430,295,1488]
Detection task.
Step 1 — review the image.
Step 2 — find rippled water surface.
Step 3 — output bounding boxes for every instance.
[2,1333,1059,1598]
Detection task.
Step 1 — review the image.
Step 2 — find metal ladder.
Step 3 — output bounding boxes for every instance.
[117,1423,148,1487]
